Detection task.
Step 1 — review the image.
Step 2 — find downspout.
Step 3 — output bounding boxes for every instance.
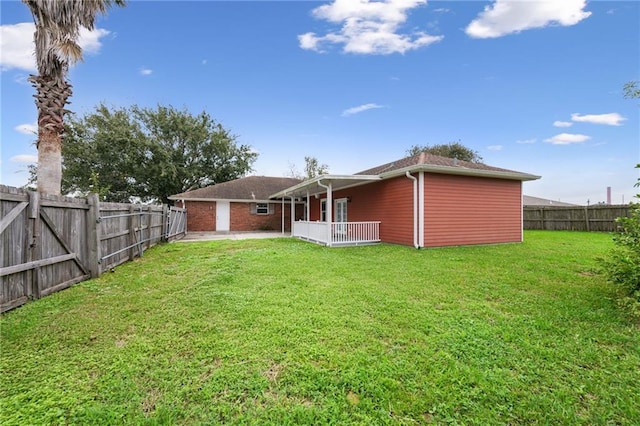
[290,195,295,235]
[280,194,284,235]
[317,180,332,247]
[405,172,419,249]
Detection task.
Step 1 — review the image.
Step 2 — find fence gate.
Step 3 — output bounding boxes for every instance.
[1,187,90,313]
[167,206,187,241]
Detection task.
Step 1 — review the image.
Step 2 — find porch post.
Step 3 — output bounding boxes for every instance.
[418,171,425,247]
[326,182,333,246]
[306,190,310,221]
[281,195,285,234]
[290,195,295,234]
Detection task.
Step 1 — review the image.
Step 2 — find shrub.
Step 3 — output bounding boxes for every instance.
[603,165,640,316]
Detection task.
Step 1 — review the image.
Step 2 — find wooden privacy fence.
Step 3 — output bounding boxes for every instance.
[0,185,187,313]
[523,205,631,232]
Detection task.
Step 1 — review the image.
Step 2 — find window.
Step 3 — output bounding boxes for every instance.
[256,203,269,215]
[320,200,327,222]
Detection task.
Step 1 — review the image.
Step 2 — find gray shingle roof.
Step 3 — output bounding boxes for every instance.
[523,195,578,207]
[356,152,523,176]
[170,176,302,200]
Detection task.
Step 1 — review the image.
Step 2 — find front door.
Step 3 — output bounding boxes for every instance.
[216,201,230,231]
[335,198,348,235]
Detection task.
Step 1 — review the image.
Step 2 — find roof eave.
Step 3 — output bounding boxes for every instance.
[167,197,287,203]
[379,164,541,181]
[269,174,380,198]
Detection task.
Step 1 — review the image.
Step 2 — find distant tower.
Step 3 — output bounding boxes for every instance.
[607,187,611,205]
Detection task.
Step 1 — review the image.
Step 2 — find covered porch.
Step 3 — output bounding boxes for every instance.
[271,174,382,247]
[293,220,380,246]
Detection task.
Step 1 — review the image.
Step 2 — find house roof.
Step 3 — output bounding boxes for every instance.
[357,152,538,181]
[270,153,540,198]
[523,195,578,207]
[168,176,302,201]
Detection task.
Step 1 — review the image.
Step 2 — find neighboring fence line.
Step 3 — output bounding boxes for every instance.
[0,185,186,313]
[523,205,631,232]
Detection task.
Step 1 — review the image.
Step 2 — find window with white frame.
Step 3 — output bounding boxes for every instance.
[256,203,269,215]
[320,199,327,222]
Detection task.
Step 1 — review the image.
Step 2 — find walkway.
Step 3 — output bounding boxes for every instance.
[177,231,290,242]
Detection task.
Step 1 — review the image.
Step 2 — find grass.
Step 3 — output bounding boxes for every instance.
[1,231,639,425]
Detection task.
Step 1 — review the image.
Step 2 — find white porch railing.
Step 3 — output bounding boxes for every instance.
[292,221,381,246]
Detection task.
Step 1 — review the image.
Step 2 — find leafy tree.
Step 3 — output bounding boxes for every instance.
[287,156,329,180]
[623,80,639,100]
[602,82,640,315]
[41,104,257,204]
[303,156,329,179]
[406,142,483,163]
[23,0,126,195]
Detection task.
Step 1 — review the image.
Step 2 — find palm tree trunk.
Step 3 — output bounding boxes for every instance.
[37,127,62,195]
[30,74,71,195]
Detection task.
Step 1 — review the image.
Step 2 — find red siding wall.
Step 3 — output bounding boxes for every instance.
[183,201,302,232]
[307,176,414,246]
[423,174,522,247]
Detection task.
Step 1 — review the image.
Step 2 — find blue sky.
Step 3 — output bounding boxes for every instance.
[1,0,638,205]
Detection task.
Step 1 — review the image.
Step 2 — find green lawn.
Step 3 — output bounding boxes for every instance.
[1,231,639,425]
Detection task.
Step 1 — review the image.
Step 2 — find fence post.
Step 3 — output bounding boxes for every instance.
[86,193,102,278]
[147,206,153,249]
[129,204,136,261]
[584,206,590,232]
[162,204,169,241]
[27,191,41,299]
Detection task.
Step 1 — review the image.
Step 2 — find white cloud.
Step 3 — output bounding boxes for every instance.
[78,27,111,54]
[545,133,591,145]
[342,103,384,117]
[433,8,450,13]
[15,123,37,135]
[299,0,443,55]
[571,112,626,126]
[0,22,111,72]
[10,154,37,163]
[516,138,537,144]
[139,68,153,76]
[553,120,573,128]
[465,0,591,39]
[487,145,503,151]
[0,23,36,71]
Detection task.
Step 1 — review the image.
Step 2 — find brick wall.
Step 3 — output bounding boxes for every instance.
[183,201,215,231]
[182,200,303,232]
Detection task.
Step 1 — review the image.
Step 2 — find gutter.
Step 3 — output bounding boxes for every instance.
[381,164,540,182]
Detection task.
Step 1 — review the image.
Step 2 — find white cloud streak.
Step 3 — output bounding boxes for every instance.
[465,0,591,39]
[10,154,38,163]
[487,145,503,151]
[139,68,153,76]
[299,0,443,55]
[14,123,37,135]
[516,138,537,144]
[0,22,111,72]
[545,133,591,145]
[553,120,573,128]
[571,112,626,126]
[342,103,384,117]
